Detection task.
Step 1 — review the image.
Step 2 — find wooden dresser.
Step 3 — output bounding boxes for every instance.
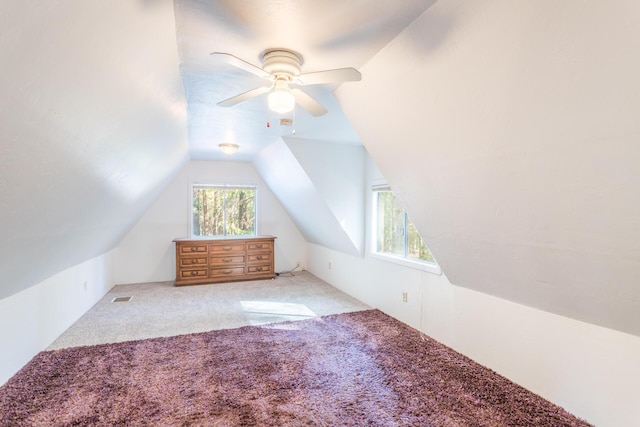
[173,236,276,286]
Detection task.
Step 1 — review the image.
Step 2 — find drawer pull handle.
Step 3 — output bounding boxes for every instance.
[190,271,197,276]
[190,247,197,252]
[256,267,263,271]
[255,244,263,248]
[256,256,263,260]
[223,246,232,251]
[191,259,197,264]
[223,269,233,274]
[223,258,233,262]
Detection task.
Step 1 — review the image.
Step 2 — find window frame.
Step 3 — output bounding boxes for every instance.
[370,184,441,275]
[189,183,258,238]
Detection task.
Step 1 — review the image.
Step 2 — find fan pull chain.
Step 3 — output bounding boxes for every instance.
[292,108,296,135]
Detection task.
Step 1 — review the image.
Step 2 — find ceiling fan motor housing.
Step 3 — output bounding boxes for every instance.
[261,49,302,80]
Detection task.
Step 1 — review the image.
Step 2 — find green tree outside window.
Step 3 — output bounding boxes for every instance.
[192,185,256,237]
[374,187,435,263]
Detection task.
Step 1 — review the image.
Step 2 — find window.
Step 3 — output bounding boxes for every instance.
[372,186,436,264]
[191,184,256,237]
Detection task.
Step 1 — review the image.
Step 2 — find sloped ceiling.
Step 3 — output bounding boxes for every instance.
[253,138,365,256]
[337,0,640,336]
[285,138,366,253]
[0,1,188,299]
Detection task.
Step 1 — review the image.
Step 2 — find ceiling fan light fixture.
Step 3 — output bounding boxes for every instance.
[268,88,295,114]
[218,143,239,155]
[212,48,360,117]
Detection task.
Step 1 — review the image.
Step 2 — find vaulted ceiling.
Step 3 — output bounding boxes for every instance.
[1,0,639,337]
[175,0,436,160]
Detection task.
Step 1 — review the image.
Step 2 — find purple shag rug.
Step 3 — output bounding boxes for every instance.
[0,309,591,426]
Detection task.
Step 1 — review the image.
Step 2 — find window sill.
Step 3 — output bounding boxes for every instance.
[369,252,442,275]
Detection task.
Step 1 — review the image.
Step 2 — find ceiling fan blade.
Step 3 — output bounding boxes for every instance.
[217,86,272,107]
[295,67,361,85]
[291,88,328,116]
[210,52,272,79]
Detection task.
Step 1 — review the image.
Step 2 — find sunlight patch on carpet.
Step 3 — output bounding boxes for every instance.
[240,300,316,318]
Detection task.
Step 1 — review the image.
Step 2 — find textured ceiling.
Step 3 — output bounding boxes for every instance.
[174,0,437,161]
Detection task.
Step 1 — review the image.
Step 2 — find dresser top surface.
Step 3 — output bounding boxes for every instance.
[173,235,275,243]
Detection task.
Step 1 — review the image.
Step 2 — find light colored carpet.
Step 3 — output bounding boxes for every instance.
[48,271,369,350]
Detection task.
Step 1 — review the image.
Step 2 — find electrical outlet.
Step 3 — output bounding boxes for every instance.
[83,281,88,291]
[402,291,408,303]
[328,261,332,270]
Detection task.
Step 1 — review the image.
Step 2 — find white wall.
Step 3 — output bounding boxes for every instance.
[307,243,640,427]
[0,250,116,386]
[116,160,308,284]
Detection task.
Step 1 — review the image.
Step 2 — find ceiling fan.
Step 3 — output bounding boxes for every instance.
[211,48,361,117]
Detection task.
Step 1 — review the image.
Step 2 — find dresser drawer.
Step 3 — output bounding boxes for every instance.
[179,268,208,279]
[247,253,270,263]
[210,255,245,266]
[179,244,208,254]
[209,242,246,254]
[210,266,245,278]
[179,256,207,267]
[247,241,273,252]
[247,263,273,275]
